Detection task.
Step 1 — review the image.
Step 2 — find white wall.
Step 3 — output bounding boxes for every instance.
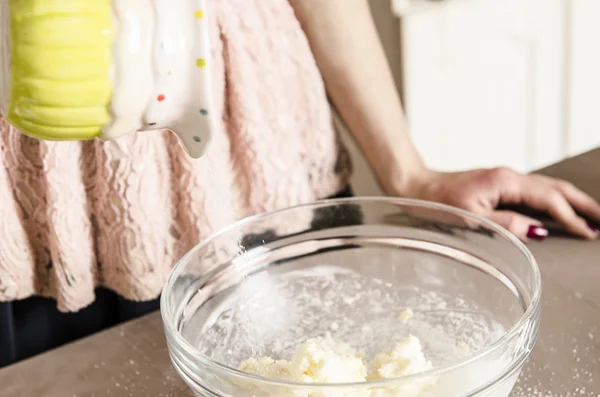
[567,0,600,156]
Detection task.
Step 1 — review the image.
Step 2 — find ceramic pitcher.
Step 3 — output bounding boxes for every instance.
[0,0,214,158]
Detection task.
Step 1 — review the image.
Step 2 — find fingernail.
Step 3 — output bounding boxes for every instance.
[587,222,599,234]
[527,225,548,240]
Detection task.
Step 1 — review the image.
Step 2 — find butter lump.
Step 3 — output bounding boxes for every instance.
[239,334,435,397]
[291,336,368,384]
[368,335,432,380]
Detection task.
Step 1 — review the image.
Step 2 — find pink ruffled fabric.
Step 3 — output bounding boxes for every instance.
[0,0,350,312]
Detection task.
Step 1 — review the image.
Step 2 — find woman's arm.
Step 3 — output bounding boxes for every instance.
[291,0,600,240]
[289,0,428,197]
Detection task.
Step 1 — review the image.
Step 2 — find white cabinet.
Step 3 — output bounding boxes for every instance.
[567,0,600,156]
[393,0,596,173]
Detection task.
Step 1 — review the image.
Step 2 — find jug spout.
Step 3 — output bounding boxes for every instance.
[170,110,213,159]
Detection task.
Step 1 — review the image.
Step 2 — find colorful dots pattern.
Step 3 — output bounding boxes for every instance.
[149,7,209,146]
[194,7,208,144]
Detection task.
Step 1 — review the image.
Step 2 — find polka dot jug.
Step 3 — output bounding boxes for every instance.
[0,0,214,158]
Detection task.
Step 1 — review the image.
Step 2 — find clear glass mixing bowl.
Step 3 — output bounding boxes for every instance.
[161,198,541,397]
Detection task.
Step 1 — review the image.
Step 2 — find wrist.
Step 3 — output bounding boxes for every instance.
[378,161,437,198]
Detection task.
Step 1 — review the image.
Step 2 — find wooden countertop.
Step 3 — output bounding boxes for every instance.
[3,150,600,397]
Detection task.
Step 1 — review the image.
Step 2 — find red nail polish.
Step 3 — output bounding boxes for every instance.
[587,222,599,234]
[527,225,548,240]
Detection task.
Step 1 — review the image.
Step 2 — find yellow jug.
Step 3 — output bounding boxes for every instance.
[0,0,214,158]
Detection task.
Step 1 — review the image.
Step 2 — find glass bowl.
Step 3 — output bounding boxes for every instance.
[161,198,541,397]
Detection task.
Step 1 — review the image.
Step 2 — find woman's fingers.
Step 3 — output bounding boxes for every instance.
[528,174,600,222]
[518,179,598,239]
[553,179,600,222]
[417,168,600,241]
[487,210,547,241]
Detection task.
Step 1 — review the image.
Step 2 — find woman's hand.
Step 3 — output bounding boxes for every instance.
[395,167,600,241]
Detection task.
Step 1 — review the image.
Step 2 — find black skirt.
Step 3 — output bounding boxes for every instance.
[0,187,355,368]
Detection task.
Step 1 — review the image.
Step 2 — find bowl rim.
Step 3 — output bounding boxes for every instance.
[160,197,542,389]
